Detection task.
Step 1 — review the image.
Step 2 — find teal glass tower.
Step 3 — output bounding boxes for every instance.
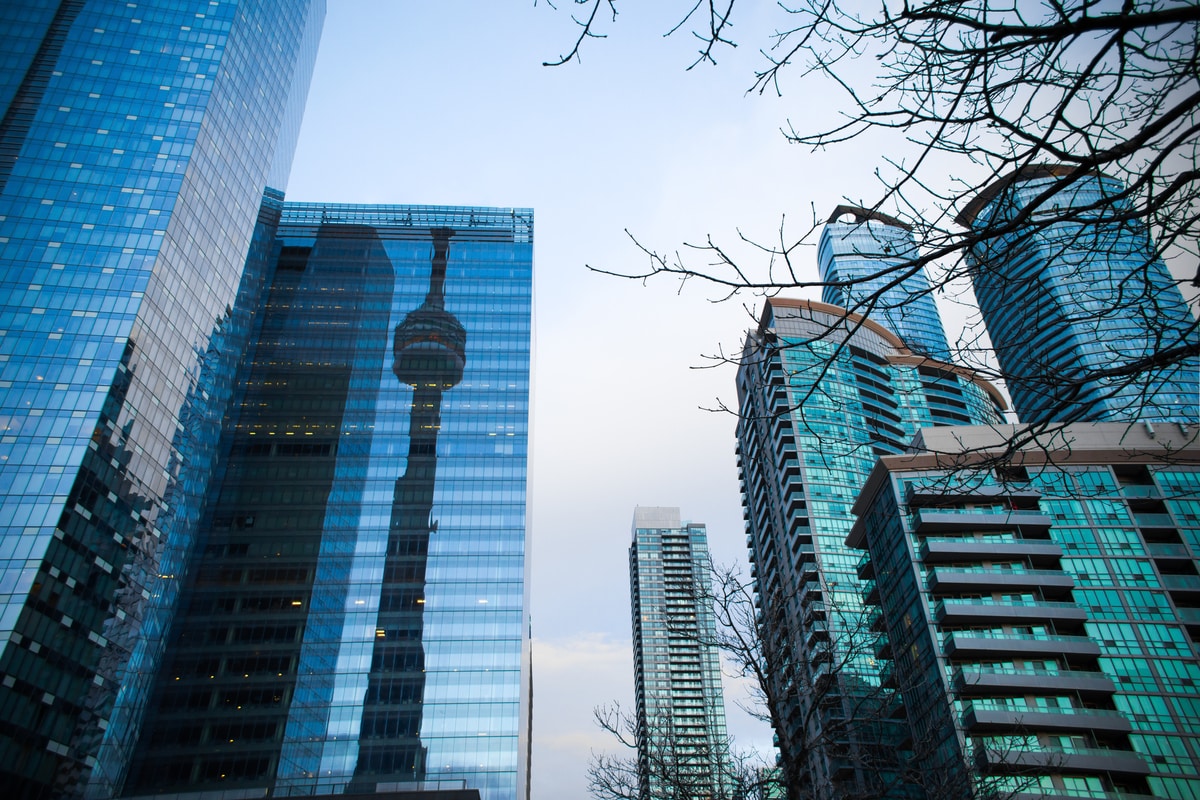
[818,206,952,361]
[629,507,730,800]
[849,423,1200,800]
[735,298,1004,800]
[121,205,534,800]
[0,2,324,797]
[958,165,1199,425]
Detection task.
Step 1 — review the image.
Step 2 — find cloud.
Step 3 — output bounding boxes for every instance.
[531,633,635,798]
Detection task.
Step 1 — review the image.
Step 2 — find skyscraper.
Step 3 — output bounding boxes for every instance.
[818,206,952,361]
[958,164,1199,425]
[0,2,324,796]
[735,297,1004,800]
[628,507,730,800]
[849,422,1200,800]
[113,204,533,800]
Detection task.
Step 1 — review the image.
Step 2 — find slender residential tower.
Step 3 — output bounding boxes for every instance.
[628,508,731,800]
[958,165,1199,424]
[818,206,952,361]
[735,298,1005,800]
[0,3,324,796]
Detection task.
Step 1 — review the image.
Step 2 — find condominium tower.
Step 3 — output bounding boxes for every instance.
[818,206,952,361]
[958,165,1199,424]
[735,297,1004,800]
[629,507,730,800]
[0,2,324,796]
[849,423,1200,800]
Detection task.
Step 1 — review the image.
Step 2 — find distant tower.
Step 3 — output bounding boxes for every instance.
[355,227,466,784]
[629,508,730,800]
[819,206,952,361]
[958,165,1199,424]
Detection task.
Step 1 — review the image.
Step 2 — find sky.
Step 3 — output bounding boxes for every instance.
[284,4,853,797]
[279,2,1191,798]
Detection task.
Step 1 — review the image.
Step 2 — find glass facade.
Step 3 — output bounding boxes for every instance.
[960,165,1199,425]
[849,423,1200,800]
[735,298,1004,800]
[122,205,533,800]
[818,206,952,362]
[628,507,730,800]
[0,2,324,797]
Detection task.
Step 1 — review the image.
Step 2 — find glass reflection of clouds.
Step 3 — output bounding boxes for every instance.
[272,208,532,800]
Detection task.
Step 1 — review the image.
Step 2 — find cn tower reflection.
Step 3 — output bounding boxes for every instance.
[353,228,464,785]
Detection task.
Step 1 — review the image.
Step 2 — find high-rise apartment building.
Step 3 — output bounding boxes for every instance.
[958,165,1199,425]
[628,507,730,800]
[735,297,1004,799]
[0,2,324,796]
[818,206,952,362]
[849,422,1200,800]
[116,203,534,800]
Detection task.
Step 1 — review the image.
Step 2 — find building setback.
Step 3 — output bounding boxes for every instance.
[735,297,1004,800]
[849,422,1200,800]
[958,165,1199,425]
[629,507,730,800]
[121,204,534,800]
[0,2,324,796]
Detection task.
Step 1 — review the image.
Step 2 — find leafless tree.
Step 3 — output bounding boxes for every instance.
[586,701,771,800]
[543,0,1200,444]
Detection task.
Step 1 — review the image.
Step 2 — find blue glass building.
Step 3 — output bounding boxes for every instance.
[629,507,730,800]
[849,422,1200,800]
[0,2,324,797]
[735,298,1004,800]
[121,205,534,800]
[818,206,952,361]
[958,165,1199,425]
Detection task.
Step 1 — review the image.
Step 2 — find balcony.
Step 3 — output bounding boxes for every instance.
[977,745,1148,777]
[934,599,1087,626]
[928,567,1074,594]
[913,507,1052,534]
[906,485,1042,508]
[954,667,1115,697]
[1161,574,1200,591]
[1133,512,1176,528]
[1118,483,1160,499]
[919,538,1062,566]
[943,631,1100,659]
[962,704,1132,734]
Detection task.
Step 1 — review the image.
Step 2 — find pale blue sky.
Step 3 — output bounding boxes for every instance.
[285,3,944,798]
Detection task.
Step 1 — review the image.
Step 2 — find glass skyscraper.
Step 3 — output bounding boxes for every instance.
[628,507,730,800]
[958,165,1199,425]
[121,204,534,800]
[0,2,324,797]
[850,422,1200,800]
[818,206,952,362]
[735,297,1004,800]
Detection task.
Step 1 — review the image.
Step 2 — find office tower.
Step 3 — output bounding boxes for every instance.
[735,298,1004,800]
[122,204,534,800]
[958,164,1199,425]
[849,422,1200,800]
[0,2,324,797]
[628,507,730,800]
[818,206,952,361]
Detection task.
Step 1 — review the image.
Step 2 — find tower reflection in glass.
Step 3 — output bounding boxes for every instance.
[121,206,532,800]
[354,228,465,783]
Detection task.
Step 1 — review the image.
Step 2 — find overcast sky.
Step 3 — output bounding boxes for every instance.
[283,3,1004,798]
